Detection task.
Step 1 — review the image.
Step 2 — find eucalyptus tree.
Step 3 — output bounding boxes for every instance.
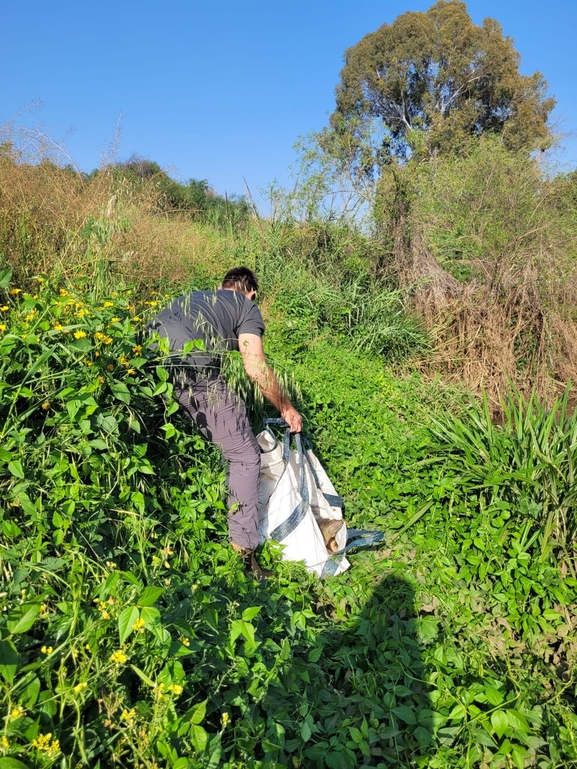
[327,0,555,173]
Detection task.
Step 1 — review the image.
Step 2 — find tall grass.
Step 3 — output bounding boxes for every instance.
[428,385,577,572]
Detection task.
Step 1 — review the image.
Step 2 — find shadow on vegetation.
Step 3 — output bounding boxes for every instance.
[213,571,433,768]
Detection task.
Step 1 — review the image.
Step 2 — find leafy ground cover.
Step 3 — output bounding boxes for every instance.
[0,272,576,768]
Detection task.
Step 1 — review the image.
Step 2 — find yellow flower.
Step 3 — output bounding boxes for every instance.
[132,617,145,633]
[127,369,136,375]
[95,331,106,340]
[106,561,116,569]
[41,645,53,655]
[152,555,161,566]
[168,683,183,696]
[32,733,51,749]
[0,324,6,332]
[103,336,113,344]
[121,708,136,721]
[110,650,128,665]
[110,316,120,322]
[41,401,50,410]
[180,636,190,647]
[221,712,230,727]
[131,316,141,322]
[53,323,63,331]
[74,330,87,339]
[85,360,93,366]
[103,301,114,307]
[25,313,35,321]
[132,344,142,354]
[77,308,86,317]
[32,733,60,757]
[10,705,25,720]
[60,289,68,296]
[39,602,49,616]
[73,682,88,693]
[0,305,9,311]
[9,288,21,295]
[0,735,8,748]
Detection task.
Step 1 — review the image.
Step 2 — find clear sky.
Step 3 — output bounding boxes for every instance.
[3,0,576,207]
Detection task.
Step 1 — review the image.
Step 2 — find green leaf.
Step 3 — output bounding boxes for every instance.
[98,414,118,434]
[392,705,417,725]
[111,382,131,404]
[7,603,41,635]
[0,267,13,288]
[118,606,140,644]
[418,616,438,642]
[2,519,22,537]
[140,606,161,627]
[20,675,41,708]
[190,724,208,753]
[300,721,312,742]
[448,703,467,721]
[130,665,155,687]
[325,751,355,769]
[0,759,31,769]
[506,709,530,733]
[230,619,256,645]
[241,606,262,622]
[8,459,24,479]
[511,745,527,769]
[137,586,164,607]
[189,700,207,725]
[348,726,363,743]
[491,710,510,739]
[0,639,19,684]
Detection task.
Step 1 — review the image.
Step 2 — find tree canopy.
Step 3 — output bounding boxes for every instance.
[329,0,555,169]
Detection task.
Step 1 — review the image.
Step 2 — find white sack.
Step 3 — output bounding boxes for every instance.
[257,428,349,578]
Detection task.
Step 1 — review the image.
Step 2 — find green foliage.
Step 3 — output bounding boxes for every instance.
[329,0,555,169]
[0,279,576,769]
[111,154,251,228]
[428,385,577,570]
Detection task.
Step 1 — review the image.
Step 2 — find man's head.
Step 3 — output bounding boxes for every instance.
[221,266,259,298]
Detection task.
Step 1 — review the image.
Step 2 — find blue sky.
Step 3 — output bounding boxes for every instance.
[3,1,576,207]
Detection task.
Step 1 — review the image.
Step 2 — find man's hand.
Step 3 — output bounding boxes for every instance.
[238,333,303,432]
[281,405,303,433]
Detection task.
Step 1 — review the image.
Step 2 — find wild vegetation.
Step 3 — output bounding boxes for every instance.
[1,2,577,767]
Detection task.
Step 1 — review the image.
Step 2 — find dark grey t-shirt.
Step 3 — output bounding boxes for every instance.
[147,289,265,379]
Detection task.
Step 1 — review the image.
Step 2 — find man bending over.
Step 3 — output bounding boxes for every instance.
[148,266,302,577]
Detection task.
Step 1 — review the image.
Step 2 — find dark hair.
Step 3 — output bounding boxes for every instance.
[221,266,258,294]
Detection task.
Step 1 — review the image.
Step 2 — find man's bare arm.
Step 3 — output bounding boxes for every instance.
[238,333,303,432]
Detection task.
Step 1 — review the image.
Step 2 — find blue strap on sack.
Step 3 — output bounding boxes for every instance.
[265,423,310,542]
[320,529,385,578]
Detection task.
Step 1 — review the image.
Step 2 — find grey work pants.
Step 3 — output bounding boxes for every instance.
[174,378,261,550]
